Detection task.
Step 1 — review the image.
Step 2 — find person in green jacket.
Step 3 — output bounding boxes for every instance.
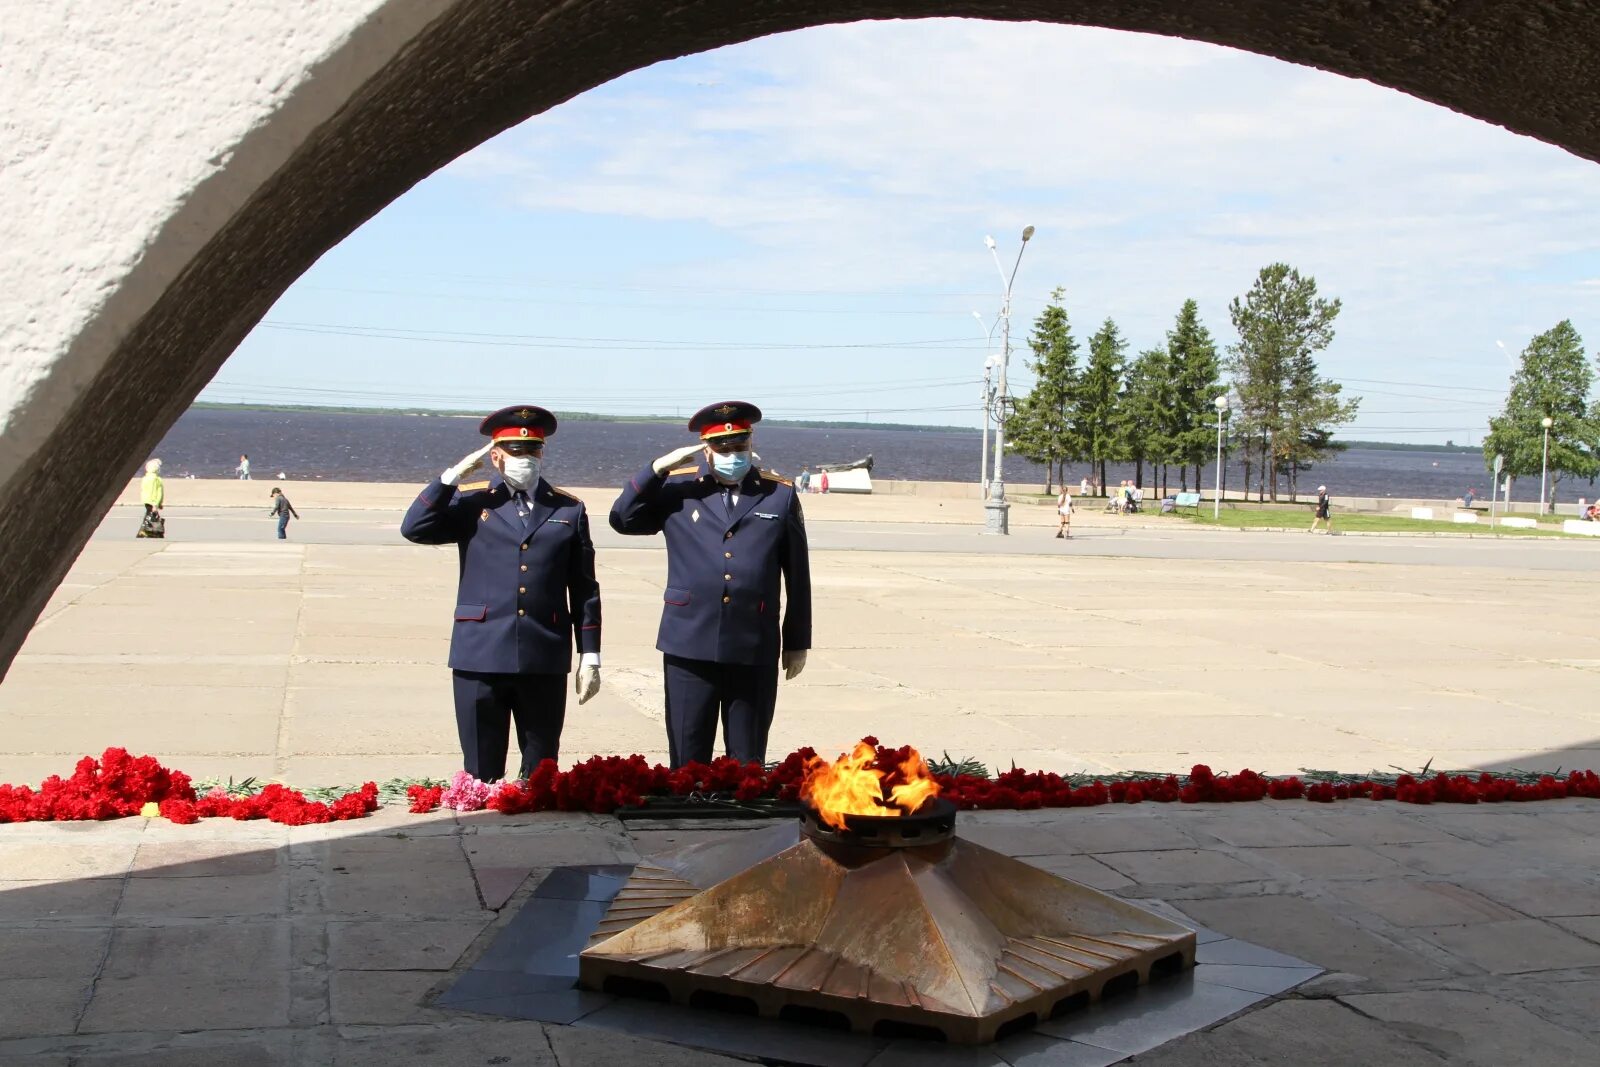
[138,459,164,538]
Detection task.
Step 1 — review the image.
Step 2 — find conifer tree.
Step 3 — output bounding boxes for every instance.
[1121,346,1175,491]
[1075,318,1127,492]
[1007,289,1081,492]
[1165,299,1222,491]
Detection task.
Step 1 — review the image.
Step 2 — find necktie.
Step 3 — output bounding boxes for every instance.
[516,491,531,528]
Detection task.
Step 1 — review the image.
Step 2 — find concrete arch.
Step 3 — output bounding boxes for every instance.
[4,0,1599,674]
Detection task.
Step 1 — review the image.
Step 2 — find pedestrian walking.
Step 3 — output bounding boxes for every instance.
[1310,485,1332,533]
[137,459,165,538]
[797,466,811,494]
[1055,488,1073,539]
[818,469,830,494]
[609,400,811,768]
[400,405,602,781]
[268,487,300,539]
[236,454,251,480]
[1079,476,1089,497]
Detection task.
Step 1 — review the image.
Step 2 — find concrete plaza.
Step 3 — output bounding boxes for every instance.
[0,483,1597,1064]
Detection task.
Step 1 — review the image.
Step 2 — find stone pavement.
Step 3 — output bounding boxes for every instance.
[0,800,1596,1064]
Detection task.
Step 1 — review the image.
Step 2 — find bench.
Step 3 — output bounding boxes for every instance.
[1162,491,1203,514]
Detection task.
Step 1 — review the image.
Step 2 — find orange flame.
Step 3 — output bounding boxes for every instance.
[801,741,941,831]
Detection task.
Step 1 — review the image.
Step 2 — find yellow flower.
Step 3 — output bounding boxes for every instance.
[139,801,161,818]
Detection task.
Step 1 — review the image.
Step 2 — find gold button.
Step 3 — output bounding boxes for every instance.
[724,532,732,540]
[724,551,732,558]
[517,609,525,616]
[520,564,527,572]
[518,586,526,594]
[724,573,732,581]
[722,595,731,603]
[521,543,528,551]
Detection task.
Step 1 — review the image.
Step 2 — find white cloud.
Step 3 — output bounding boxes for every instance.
[355,19,1600,434]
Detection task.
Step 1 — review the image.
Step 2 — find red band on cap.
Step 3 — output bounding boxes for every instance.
[700,419,751,439]
[492,426,545,442]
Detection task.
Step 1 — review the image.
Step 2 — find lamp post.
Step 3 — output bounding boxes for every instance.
[1540,415,1553,516]
[972,311,1001,500]
[983,225,1035,535]
[1213,395,1228,520]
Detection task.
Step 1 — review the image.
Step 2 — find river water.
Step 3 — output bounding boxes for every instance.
[147,407,1511,500]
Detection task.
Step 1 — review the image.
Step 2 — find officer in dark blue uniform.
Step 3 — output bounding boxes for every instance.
[401,405,602,780]
[610,401,811,767]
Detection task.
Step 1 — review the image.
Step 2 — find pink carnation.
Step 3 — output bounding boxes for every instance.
[439,770,495,812]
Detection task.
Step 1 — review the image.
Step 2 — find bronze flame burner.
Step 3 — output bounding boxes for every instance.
[579,805,1195,1045]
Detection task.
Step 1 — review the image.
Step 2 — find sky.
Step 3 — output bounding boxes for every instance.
[203,18,1600,444]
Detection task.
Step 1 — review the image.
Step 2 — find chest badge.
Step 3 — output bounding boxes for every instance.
[480,509,490,522]
[691,508,700,523]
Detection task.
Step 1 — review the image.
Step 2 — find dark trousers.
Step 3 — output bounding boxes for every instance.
[451,670,567,780]
[276,512,290,539]
[663,654,779,768]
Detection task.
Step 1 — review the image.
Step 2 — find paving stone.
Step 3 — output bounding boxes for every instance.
[1017,852,1136,891]
[1340,989,1596,1063]
[1456,876,1600,918]
[332,1021,558,1065]
[1284,811,1451,845]
[0,842,137,880]
[116,873,286,918]
[1179,895,1448,982]
[1116,997,1449,1065]
[322,839,485,917]
[1186,813,1338,848]
[475,865,533,909]
[1426,918,1600,973]
[955,823,1082,856]
[1096,849,1267,885]
[1328,880,1519,927]
[1244,845,1409,880]
[547,1027,757,1066]
[69,1038,293,1066]
[1369,840,1509,876]
[1549,915,1600,942]
[1519,978,1600,1035]
[329,969,449,1024]
[0,879,122,921]
[130,840,279,877]
[0,929,109,981]
[0,976,87,1039]
[1507,835,1600,868]
[80,923,290,1032]
[1042,818,1200,854]
[328,919,489,970]
[462,831,635,869]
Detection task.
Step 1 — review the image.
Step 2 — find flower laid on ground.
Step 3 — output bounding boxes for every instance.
[1,744,1596,825]
[0,748,378,826]
[438,770,496,812]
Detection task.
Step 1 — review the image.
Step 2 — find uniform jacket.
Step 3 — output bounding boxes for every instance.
[401,474,601,675]
[610,455,811,666]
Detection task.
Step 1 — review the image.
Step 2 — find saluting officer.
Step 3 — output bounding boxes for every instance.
[401,405,602,780]
[610,401,811,767]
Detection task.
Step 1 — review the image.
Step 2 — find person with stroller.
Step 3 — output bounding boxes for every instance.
[137,459,165,538]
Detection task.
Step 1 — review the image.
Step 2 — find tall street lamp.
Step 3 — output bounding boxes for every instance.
[983,225,1035,535]
[1540,415,1554,516]
[972,311,1001,500]
[1213,395,1229,520]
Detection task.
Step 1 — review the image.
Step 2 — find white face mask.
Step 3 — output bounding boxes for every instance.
[500,455,540,491]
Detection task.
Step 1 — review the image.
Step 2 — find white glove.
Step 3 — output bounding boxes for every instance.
[782,649,807,681]
[441,443,494,486]
[575,666,600,704]
[652,443,704,475]
[575,653,601,704]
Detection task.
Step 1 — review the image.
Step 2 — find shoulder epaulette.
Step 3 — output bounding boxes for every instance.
[760,469,793,486]
[457,480,491,492]
[545,485,580,502]
[667,465,700,476]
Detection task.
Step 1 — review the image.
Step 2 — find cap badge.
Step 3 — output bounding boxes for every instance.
[517,408,533,419]
[518,427,529,437]
[714,404,737,416]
